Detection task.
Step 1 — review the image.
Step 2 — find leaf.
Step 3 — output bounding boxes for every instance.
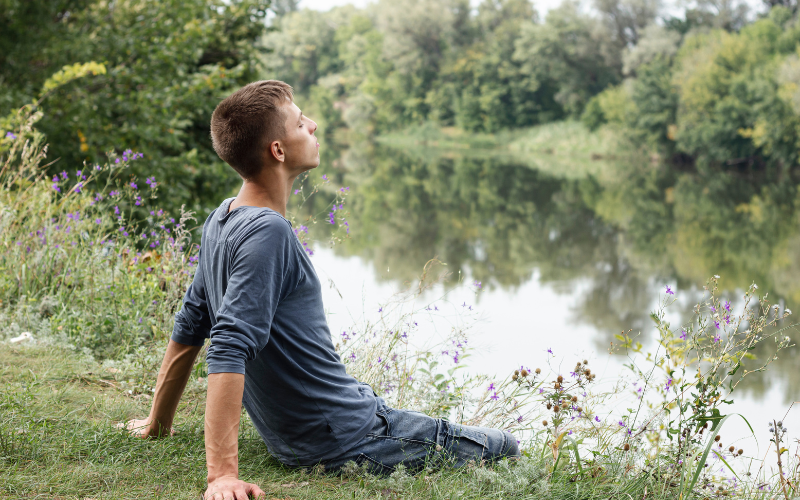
[711,449,740,480]
[40,62,107,95]
[685,414,754,495]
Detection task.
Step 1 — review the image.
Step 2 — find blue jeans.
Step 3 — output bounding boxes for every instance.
[317,397,519,475]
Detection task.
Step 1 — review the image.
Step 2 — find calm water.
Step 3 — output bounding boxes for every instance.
[294,140,799,457]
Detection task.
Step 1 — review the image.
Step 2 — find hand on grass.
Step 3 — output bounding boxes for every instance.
[116,417,177,438]
[204,476,265,500]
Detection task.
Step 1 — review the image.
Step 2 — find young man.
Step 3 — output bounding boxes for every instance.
[121,80,519,500]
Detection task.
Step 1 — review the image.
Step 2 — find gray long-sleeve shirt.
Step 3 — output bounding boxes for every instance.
[171,197,376,465]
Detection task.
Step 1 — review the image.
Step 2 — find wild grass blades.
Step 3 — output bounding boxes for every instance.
[613,277,796,498]
[0,106,197,359]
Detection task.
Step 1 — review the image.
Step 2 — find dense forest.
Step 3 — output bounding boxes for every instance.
[268,0,800,176]
[4,0,800,215]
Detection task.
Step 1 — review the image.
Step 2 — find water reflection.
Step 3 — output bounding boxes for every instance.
[296,140,799,405]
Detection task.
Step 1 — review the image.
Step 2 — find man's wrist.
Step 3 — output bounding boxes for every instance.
[207,468,239,484]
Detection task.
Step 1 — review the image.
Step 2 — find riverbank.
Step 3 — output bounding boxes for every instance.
[0,342,652,499]
[377,120,648,181]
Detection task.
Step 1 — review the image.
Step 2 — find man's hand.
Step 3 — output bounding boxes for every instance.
[204,476,265,500]
[116,417,177,438]
[114,340,202,439]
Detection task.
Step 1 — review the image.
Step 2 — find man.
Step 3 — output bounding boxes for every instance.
[121,80,519,500]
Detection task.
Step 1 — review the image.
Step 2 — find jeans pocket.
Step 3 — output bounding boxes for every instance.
[447,424,488,464]
[373,407,393,435]
[355,453,395,476]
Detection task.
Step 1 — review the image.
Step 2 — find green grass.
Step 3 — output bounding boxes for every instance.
[0,342,714,500]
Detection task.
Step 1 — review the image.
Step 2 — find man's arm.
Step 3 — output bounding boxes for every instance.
[121,339,202,437]
[203,373,264,499]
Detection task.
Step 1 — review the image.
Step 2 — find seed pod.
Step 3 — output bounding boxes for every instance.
[535,368,541,374]
[557,375,564,383]
[585,369,591,375]
[554,405,560,413]
[554,382,561,389]
[714,435,721,442]
[576,406,583,412]
[521,369,529,377]
[543,420,548,426]
[514,369,520,376]
[561,401,569,409]
[623,443,630,451]
[546,402,552,409]
[571,395,578,402]
[583,360,588,365]
[512,374,518,381]
[728,446,735,453]
[738,449,743,455]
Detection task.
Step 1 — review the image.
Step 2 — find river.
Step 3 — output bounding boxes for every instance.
[289,139,798,469]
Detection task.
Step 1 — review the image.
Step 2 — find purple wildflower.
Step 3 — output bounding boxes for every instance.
[5,131,17,140]
[665,285,674,295]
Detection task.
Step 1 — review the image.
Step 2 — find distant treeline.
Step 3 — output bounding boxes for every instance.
[4,0,800,219]
[269,0,800,174]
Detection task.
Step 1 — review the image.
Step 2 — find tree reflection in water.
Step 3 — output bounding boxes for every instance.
[293,141,799,404]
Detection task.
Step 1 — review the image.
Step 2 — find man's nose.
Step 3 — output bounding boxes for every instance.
[309,119,318,134]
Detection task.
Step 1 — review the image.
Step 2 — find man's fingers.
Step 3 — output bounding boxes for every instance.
[244,482,265,499]
[233,489,249,500]
[248,484,266,499]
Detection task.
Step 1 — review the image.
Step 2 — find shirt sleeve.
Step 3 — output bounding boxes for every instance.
[205,215,296,375]
[171,245,213,347]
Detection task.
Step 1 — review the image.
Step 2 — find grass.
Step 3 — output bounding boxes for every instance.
[0,342,704,500]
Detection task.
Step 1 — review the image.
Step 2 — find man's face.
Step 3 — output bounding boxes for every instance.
[277,100,319,172]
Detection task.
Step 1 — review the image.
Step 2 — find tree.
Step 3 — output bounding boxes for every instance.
[1,0,271,217]
[514,1,621,116]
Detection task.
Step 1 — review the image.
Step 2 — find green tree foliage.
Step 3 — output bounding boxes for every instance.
[0,0,271,216]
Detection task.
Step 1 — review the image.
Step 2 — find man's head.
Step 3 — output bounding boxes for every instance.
[210,80,319,180]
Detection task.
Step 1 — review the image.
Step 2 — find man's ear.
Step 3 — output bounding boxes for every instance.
[268,140,285,162]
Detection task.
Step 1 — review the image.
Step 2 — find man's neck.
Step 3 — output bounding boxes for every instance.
[229,166,296,217]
